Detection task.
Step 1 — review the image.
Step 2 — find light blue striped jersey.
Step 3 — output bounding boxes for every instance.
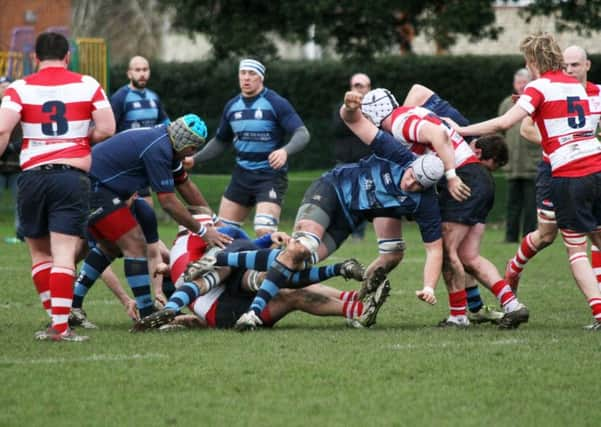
[324,130,442,242]
[110,85,169,132]
[216,88,304,172]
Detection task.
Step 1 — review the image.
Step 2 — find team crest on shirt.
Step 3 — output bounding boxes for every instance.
[149,100,156,108]
[235,112,243,120]
[364,178,374,191]
[255,109,263,119]
[133,101,141,109]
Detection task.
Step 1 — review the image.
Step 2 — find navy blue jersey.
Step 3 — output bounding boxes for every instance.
[216,87,304,172]
[90,126,180,199]
[324,130,442,242]
[110,85,169,132]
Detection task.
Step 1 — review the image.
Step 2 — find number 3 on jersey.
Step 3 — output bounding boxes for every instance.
[567,96,585,129]
[41,100,69,136]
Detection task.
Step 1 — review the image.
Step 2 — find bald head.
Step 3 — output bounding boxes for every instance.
[127,56,151,89]
[350,73,371,95]
[563,45,590,86]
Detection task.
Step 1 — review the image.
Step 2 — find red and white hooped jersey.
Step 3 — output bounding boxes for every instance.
[169,233,208,284]
[518,71,601,177]
[190,286,224,325]
[169,232,222,325]
[389,106,479,168]
[0,67,111,170]
[585,81,601,131]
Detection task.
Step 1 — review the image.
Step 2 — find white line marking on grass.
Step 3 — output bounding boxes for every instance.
[0,353,168,365]
[387,338,530,351]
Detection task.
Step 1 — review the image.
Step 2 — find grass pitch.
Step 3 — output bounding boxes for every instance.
[1,202,601,426]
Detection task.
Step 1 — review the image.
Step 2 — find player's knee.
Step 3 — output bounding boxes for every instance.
[539,228,558,246]
[291,231,321,265]
[254,213,278,234]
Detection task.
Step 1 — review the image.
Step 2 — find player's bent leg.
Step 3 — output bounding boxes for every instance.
[506,214,558,291]
[361,217,403,299]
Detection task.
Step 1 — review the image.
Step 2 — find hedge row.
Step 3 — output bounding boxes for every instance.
[110,55,601,173]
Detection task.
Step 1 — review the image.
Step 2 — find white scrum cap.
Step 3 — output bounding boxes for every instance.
[410,154,444,188]
[360,88,399,127]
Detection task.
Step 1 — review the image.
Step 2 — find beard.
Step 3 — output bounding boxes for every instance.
[131,79,147,89]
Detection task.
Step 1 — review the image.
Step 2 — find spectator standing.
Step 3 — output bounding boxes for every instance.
[0,32,116,341]
[0,76,23,243]
[187,58,310,237]
[332,73,372,241]
[499,68,539,242]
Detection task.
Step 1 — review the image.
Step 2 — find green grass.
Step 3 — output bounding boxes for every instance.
[1,176,601,427]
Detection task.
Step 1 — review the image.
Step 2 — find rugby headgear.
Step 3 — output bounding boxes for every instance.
[239,59,266,80]
[410,154,444,188]
[360,88,399,127]
[167,114,208,153]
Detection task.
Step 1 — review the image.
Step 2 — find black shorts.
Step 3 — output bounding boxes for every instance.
[535,160,554,212]
[224,166,287,207]
[136,186,152,198]
[17,166,90,238]
[213,268,254,328]
[437,162,494,225]
[295,178,354,253]
[551,172,601,233]
[213,239,260,328]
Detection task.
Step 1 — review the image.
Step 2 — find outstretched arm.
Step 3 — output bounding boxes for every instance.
[457,103,528,137]
[339,91,379,144]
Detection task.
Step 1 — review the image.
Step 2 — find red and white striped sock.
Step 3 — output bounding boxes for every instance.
[50,266,75,334]
[448,290,467,317]
[339,290,358,303]
[343,299,364,319]
[508,232,539,276]
[591,245,601,292]
[491,279,519,312]
[32,261,52,317]
[589,297,601,323]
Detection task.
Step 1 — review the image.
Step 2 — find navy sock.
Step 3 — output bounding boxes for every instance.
[162,276,176,299]
[250,260,293,315]
[124,257,154,318]
[466,285,484,313]
[73,247,113,309]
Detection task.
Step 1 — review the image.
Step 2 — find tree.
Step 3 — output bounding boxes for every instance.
[523,0,601,35]
[71,0,165,63]
[158,0,503,59]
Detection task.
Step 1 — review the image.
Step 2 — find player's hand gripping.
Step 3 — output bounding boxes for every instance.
[202,225,233,248]
[446,175,471,202]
